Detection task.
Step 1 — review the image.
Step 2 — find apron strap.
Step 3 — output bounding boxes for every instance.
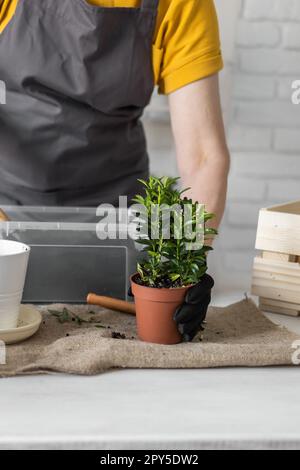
[141,0,159,11]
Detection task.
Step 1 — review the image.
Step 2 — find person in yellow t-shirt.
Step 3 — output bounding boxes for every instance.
[0,0,229,342]
[0,0,229,229]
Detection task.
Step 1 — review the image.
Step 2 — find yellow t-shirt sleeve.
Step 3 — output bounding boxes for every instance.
[0,0,17,33]
[154,0,223,95]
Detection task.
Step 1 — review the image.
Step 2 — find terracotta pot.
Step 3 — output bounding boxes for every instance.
[131,275,190,345]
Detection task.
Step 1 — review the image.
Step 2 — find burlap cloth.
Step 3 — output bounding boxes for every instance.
[0,298,299,377]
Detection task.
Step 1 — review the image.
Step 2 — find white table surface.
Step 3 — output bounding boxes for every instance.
[1,291,300,451]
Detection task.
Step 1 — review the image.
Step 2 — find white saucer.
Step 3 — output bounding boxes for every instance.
[0,305,42,344]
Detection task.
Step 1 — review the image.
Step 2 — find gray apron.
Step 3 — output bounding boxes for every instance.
[0,0,158,206]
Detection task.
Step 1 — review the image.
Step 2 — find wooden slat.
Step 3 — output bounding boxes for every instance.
[259,300,300,317]
[253,270,300,286]
[253,256,300,276]
[260,297,300,311]
[251,256,300,304]
[252,276,300,293]
[252,283,300,304]
[264,200,300,214]
[262,251,297,262]
[255,208,300,256]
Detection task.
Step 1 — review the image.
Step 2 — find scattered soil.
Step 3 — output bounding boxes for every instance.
[111,331,126,340]
[48,309,130,341]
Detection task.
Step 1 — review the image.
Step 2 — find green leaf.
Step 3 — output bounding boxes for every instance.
[133,176,216,287]
[137,179,149,187]
[132,195,146,205]
[137,263,144,280]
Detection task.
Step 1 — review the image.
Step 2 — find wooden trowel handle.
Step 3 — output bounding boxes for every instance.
[87,293,136,315]
[0,209,10,222]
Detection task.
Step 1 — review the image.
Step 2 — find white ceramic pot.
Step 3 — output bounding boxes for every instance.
[0,240,30,329]
[0,293,23,329]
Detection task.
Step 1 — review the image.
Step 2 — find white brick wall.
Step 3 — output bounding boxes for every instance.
[283,24,300,49]
[244,0,300,21]
[228,125,272,150]
[146,0,300,293]
[217,0,300,291]
[237,21,281,47]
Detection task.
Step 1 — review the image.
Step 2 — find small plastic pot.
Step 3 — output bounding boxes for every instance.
[131,275,189,345]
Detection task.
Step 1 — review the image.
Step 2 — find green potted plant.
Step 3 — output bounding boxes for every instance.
[131,176,217,345]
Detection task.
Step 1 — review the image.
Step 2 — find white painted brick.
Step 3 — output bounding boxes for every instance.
[217,0,300,284]
[149,150,178,178]
[227,202,261,227]
[267,180,300,202]
[283,24,300,49]
[228,125,272,151]
[237,21,281,47]
[274,128,300,152]
[218,226,257,250]
[235,101,300,126]
[223,251,255,273]
[227,176,266,202]
[209,244,251,292]
[233,74,275,100]
[144,122,174,150]
[243,0,274,20]
[274,129,300,152]
[239,49,300,75]
[230,152,300,178]
[277,77,297,99]
[244,0,300,21]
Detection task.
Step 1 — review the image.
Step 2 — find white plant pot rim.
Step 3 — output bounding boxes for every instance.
[0,239,30,257]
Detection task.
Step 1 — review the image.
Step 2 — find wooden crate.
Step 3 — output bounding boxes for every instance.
[251,201,300,317]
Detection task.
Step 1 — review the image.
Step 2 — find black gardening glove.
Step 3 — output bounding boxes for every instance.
[174,274,214,343]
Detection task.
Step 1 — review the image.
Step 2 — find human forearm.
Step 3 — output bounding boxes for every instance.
[169,74,230,230]
[180,150,229,230]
